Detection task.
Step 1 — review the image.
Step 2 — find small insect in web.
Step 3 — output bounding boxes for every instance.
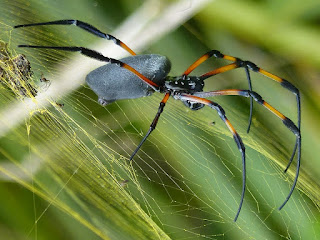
[55,102,64,108]
[39,73,51,91]
[14,20,301,222]
[119,179,129,187]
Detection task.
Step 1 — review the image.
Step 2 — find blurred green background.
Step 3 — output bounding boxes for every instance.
[1,0,320,239]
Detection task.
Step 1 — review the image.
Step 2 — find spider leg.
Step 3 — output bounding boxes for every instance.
[183,50,254,133]
[14,19,136,55]
[183,50,237,76]
[245,67,253,133]
[175,93,246,222]
[193,89,301,210]
[183,50,301,160]
[130,93,170,161]
[17,45,159,90]
[200,61,301,172]
[191,52,300,172]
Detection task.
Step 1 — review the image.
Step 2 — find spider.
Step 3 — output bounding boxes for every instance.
[14,20,301,222]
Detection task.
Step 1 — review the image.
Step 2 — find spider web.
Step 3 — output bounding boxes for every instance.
[1,1,320,240]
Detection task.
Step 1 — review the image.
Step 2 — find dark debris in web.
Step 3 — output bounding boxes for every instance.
[0,41,37,98]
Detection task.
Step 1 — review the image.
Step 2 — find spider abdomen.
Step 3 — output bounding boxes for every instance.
[86,54,171,105]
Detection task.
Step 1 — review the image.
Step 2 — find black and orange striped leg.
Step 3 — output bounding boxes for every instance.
[198,61,300,172]
[14,19,136,55]
[183,50,237,76]
[130,93,171,161]
[174,93,246,222]
[245,67,253,133]
[198,59,301,172]
[193,89,301,210]
[256,69,301,173]
[183,50,254,133]
[17,45,160,90]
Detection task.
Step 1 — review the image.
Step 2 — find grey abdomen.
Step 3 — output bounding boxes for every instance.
[86,54,171,105]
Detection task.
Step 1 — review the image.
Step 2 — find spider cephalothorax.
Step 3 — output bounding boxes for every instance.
[15,19,301,222]
[165,76,205,110]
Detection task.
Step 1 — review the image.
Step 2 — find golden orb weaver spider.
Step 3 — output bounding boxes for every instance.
[14,19,301,222]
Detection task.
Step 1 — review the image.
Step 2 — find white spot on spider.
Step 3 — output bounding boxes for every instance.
[188,81,196,89]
